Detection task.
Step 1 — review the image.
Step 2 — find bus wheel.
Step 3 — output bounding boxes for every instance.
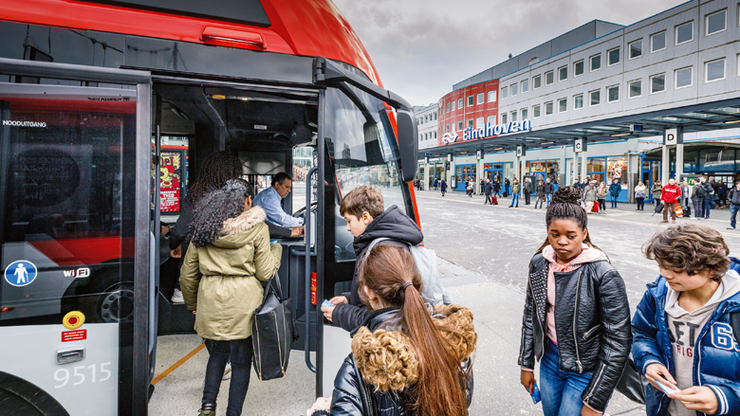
[96,282,135,323]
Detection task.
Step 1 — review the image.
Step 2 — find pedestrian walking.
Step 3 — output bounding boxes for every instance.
[709,176,719,209]
[504,177,511,197]
[660,178,681,224]
[652,180,663,206]
[596,181,608,214]
[466,179,473,197]
[635,181,647,211]
[510,178,521,208]
[633,224,740,416]
[484,178,494,205]
[702,176,714,219]
[608,179,621,209]
[692,178,706,219]
[440,179,447,197]
[727,180,740,230]
[582,180,598,213]
[544,177,554,208]
[523,177,533,205]
[718,180,728,208]
[519,186,631,416]
[493,179,502,198]
[534,180,546,209]
[308,245,476,416]
[180,179,283,416]
[433,177,439,191]
[680,180,691,218]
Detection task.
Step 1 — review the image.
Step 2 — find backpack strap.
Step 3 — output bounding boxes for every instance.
[363,237,392,260]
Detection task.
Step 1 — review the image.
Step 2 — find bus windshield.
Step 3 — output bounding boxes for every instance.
[324,85,406,261]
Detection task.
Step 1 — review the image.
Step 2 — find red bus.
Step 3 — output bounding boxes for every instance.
[0,1,420,414]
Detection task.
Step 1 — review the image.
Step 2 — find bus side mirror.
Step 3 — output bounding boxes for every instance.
[395,109,418,183]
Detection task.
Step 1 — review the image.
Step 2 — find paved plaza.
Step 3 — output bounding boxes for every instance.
[150,189,740,415]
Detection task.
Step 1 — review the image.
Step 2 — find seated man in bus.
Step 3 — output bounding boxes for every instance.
[253,172,304,237]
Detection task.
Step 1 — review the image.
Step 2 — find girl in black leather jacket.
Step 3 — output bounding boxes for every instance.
[518,186,632,416]
[307,245,476,416]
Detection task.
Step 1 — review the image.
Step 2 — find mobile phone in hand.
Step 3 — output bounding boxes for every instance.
[531,382,541,404]
[655,380,680,395]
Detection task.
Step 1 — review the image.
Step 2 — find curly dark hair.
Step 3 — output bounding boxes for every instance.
[187,152,243,204]
[535,186,605,256]
[189,179,253,248]
[643,224,729,282]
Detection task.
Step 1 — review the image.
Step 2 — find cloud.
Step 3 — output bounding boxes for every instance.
[333,0,685,106]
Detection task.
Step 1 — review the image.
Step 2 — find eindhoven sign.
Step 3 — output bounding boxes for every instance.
[441,119,532,145]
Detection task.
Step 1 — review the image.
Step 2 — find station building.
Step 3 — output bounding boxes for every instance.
[420,0,740,201]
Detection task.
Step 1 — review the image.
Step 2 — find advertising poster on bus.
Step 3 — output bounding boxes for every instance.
[160,151,182,212]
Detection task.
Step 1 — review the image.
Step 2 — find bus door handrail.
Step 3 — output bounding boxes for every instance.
[304,166,318,373]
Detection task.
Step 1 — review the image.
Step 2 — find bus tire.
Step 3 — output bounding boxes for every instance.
[0,371,70,416]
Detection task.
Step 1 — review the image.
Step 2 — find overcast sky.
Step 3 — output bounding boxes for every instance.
[333,0,686,107]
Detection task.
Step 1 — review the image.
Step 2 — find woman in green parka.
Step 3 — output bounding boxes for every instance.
[180,179,282,416]
[651,180,663,205]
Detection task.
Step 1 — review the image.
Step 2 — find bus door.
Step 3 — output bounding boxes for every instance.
[312,58,418,396]
[0,59,153,416]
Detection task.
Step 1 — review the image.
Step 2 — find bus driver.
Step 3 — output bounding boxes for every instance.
[253,172,304,237]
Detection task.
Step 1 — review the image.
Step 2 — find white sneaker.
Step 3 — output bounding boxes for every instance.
[222,362,231,381]
[171,288,184,304]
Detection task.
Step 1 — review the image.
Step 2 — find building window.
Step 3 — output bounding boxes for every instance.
[706,9,727,36]
[501,113,508,124]
[608,47,620,66]
[434,131,437,139]
[558,98,567,113]
[676,21,693,45]
[501,87,508,99]
[521,108,528,119]
[488,91,497,102]
[476,117,484,128]
[574,60,584,76]
[446,103,450,113]
[477,93,484,104]
[446,125,449,133]
[467,119,474,128]
[457,98,462,109]
[533,75,542,89]
[533,104,541,118]
[434,112,437,120]
[590,90,601,106]
[590,54,602,71]
[650,73,665,93]
[607,85,619,102]
[628,79,642,98]
[545,101,554,116]
[521,79,529,93]
[452,100,456,111]
[511,111,518,122]
[458,121,463,130]
[468,96,474,106]
[574,94,584,109]
[558,66,567,81]
[511,83,518,96]
[545,70,554,85]
[706,58,726,82]
[651,31,666,52]
[629,40,642,59]
[487,115,496,125]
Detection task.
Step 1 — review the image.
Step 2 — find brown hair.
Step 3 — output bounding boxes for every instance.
[643,224,730,282]
[358,245,468,416]
[339,186,385,219]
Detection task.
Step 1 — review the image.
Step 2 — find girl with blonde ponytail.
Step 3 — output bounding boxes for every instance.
[307,245,477,416]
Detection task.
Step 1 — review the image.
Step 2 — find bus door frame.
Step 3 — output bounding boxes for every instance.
[0,58,153,415]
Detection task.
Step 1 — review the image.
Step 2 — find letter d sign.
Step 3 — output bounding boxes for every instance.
[665,128,678,146]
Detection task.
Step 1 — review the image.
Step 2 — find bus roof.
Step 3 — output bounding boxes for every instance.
[0,0,383,87]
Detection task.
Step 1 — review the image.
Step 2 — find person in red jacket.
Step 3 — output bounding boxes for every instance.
[661,178,682,224]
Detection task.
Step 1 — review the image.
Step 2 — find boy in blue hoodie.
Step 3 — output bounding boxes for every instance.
[632,224,740,416]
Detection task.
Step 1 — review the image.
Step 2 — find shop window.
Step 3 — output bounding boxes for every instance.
[587,157,606,173]
[558,98,567,113]
[574,60,584,76]
[706,58,726,82]
[651,31,666,52]
[608,47,620,66]
[650,73,665,93]
[558,66,567,81]
[574,94,583,109]
[607,85,619,102]
[590,90,601,106]
[545,101,553,116]
[533,75,541,89]
[676,21,693,45]
[675,67,692,88]
[545,71,554,85]
[477,93,485,104]
[607,157,628,183]
[706,9,727,36]
[629,79,642,98]
[533,104,541,118]
[629,40,643,59]
[521,79,529,93]
[488,90,497,102]
[590,54,601,71]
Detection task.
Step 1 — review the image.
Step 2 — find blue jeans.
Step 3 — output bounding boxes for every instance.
[731,204,739,228]
[610,195,618,208]
[693,197,704,218]
[540,340,594,416]
[510,193,519,207]
[546,193,552,207]
[704,199,712,218]
[203,338,253,416]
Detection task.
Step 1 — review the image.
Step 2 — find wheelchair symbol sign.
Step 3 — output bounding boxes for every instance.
[4,260,38,287]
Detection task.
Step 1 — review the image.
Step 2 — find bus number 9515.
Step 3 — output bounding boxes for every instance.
[53,362,112,388]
